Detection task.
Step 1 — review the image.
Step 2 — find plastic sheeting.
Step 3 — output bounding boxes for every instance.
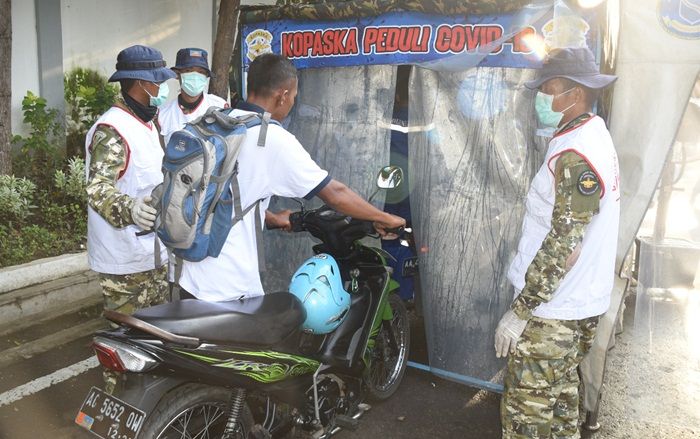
[261,65,395,293]
[582,0,700,417]
[631,240,700,431]
[409,66,547,385]
[610,0,700,264]
[623,76,700,431]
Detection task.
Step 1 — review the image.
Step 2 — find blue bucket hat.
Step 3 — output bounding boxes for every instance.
[173,48,214,77]
[108,45,176,83]
[525,47,617,90]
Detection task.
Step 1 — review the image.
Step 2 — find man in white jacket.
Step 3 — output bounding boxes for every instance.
[159,48,228,142]
[494,47,620,438]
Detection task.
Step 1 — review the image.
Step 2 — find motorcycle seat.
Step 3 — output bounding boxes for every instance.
[132,292,305,346]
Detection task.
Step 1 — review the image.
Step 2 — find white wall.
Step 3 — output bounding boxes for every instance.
[11,0,41,136]
[10,0,216,137]
[61,0,215,101]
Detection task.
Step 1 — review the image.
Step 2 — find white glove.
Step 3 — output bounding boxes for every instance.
[131,196,157,231]
[494,310,528,359]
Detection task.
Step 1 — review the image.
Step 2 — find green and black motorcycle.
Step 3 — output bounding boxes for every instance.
[75,166,411,439]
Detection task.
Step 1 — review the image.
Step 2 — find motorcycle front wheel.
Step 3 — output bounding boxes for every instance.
[365,294,410,400]
[139,383,254,439]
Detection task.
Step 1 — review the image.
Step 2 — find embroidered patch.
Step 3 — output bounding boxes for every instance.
[577,170,599,196]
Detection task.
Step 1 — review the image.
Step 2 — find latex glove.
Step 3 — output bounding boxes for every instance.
[131,196,157,231]
[494,310,528,358]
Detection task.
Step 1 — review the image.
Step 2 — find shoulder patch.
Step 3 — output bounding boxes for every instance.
[92,130,107,145]
[577,170,599,196]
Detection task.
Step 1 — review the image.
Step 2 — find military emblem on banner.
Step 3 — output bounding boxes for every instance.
[541,15,590,52]
[659,0,700,39]
[246,29,274,61]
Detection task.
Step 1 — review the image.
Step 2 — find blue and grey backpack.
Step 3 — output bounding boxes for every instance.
[151,107,275,263]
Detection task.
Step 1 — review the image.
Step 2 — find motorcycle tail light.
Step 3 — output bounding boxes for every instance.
[93,337,158,373]
[93,342,125,372]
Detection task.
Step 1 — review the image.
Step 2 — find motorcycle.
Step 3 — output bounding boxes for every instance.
[75,166,411,439]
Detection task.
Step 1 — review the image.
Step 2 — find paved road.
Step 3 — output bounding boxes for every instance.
[0,333,98,438]
[0,307,502,439]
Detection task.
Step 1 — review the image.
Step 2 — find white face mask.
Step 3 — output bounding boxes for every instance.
[180,72,209,97]
[141,81,169,107]
[534,87,576,128]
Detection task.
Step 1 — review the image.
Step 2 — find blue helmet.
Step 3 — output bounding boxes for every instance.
[289,254,350,334]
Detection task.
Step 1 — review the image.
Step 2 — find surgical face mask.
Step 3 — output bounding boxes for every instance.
[534,88,576,128]
[180,72,208,97]
[142,81,169,107]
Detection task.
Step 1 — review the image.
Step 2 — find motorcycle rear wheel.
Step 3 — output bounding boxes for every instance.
[365,294,410,400]
[139,383,254,439]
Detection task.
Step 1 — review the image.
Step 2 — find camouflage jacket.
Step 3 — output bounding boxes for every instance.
[86,104,139,228]
[510,150,600,320]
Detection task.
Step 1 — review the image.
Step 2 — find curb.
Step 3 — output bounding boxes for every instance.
[0,271,101,331]
[0,252,89,294]
[0,252,100,333]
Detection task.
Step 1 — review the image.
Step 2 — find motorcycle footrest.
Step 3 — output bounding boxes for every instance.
[334,415,359,431]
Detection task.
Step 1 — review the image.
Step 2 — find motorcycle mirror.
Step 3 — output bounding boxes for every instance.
[376,166,404,190]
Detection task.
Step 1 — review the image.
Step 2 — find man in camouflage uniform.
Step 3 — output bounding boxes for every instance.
[86,44,174,315]
[495,47,620,438]
[85,46,175,390]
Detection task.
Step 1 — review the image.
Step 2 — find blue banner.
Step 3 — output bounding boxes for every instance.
[241,10,599,71]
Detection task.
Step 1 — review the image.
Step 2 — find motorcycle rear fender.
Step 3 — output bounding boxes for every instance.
[116,373,186,417]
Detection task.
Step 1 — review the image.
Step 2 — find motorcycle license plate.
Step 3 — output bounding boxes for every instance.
[75,386,145,439]
[401,256,419,277]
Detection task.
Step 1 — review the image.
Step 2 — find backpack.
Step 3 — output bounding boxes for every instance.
[151,107,276,263]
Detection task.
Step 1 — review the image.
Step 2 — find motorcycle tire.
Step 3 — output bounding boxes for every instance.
[139,383,254,439]
[365,294,410,401]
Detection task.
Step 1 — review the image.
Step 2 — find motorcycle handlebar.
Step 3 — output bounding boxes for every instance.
[383,226,405,235]
[288,211,306,233]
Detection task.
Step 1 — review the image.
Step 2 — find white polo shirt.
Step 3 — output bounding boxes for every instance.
[178,108,330,301]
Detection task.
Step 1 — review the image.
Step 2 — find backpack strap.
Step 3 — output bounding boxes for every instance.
[256,112,272,147]
[171,253,183,301]
[194,108,275,272]
[228,198,267,272]
[144,117,166,273]
[152,116,167,151]
[230,197,265,271]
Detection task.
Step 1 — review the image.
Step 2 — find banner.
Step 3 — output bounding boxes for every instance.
[241,10,599,71]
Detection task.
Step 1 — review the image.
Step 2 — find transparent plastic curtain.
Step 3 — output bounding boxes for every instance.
[409,66,547,384]
[583,0,700,421]
[627,77,700,433]
[261,66,395,293]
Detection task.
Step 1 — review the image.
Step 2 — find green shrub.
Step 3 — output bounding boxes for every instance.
[64,68,119,158]
[0,175,36,225]
[11,91,63,188]
[0,224,64,268]
[54,156,86,201]
[4,102,89,267]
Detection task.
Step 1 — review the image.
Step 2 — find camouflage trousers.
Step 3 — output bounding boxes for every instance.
[501,315,599,439]
[98,265,169,393]
[99,265,169,316]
